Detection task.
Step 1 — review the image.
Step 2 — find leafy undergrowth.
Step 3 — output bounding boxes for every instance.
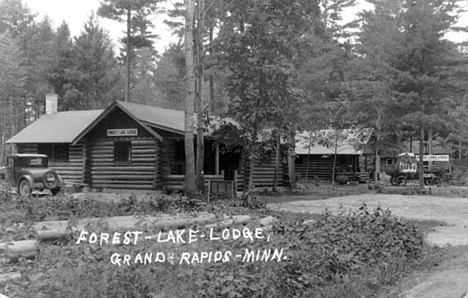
[1,201,430,298]
[0,189,267,224]
[261,184,375,204]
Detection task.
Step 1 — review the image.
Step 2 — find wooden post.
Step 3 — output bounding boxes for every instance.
[154,138,158,189]
[221,170,225,179]
[215,143,220,175]
[234,170,238,195]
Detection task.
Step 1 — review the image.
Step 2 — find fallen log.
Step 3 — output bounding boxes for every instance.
[0,240,39,262]
[30,212,221,243]
[0,272,21,283]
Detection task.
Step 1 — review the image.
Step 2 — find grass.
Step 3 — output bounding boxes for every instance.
[259,183,374,204]
[0,188,461,298]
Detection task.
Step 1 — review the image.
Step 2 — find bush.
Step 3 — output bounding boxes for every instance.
[2,203,425,298]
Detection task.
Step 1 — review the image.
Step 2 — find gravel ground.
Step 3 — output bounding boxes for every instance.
[269,193,468,247]
[269,193,468,298]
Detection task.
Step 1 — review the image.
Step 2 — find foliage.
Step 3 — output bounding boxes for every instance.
[98,0,161,101]
[0,192,215,224]
[61,13,120,110]
[1,202,426,298]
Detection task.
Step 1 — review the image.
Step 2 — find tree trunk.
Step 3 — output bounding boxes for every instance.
[195,0,205,191]
[332,131,338,190]
[248,123,257,193]
[209,26,214,114]
[125,8,131,102]
[184,0,197,197]
[287,130,296,188]
[305,137,311,181]
[459,139,462,161]
[273,132,280,192]
[419,126,425,189]
[428,127,433,171]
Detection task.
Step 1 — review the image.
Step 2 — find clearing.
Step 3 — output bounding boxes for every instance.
[270,193,468,298]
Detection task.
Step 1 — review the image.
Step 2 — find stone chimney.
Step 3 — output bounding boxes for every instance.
[45,93,58,115]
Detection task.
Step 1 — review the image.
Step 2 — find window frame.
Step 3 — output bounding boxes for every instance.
[38,143,69,162]
[114,141,132,163]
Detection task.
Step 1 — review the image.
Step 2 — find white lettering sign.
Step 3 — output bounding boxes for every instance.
[107,128,138,137]
[415,155,449,162]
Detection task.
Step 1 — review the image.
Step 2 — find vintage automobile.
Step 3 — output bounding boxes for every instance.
[0,154,63,196]
[387,153,451,187]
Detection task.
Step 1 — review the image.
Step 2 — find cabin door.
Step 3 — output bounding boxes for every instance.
[219,152,240,181]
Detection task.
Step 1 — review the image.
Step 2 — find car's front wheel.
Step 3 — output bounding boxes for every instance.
[18,179,32,197]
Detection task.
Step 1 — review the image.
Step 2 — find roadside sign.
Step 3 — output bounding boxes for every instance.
[415,155,450,162]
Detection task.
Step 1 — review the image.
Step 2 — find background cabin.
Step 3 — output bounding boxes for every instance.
[294,130,372,183]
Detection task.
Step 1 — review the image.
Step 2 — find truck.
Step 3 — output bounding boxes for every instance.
[388,153,451,187]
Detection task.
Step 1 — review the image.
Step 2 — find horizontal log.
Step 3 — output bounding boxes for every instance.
[91,171,156,176]
[51,168,82,172]
[89,160,156,165]
[0,272,21,284]
[92,176,154,181]
[91,178,154,183]
[37,230,72,242]
[91,184,154,190]
[132,149,155,154]
[91,165,154,170]
[0,240,39,262]
[130,159,156,163]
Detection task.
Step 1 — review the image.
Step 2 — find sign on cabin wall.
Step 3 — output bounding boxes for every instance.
[106,128,138,137]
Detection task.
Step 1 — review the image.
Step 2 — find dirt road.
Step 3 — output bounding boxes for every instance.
[270,194,468,298]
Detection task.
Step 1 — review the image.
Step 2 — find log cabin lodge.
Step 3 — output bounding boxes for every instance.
[6,97,370,191]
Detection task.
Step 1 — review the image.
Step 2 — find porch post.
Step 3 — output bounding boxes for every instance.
[215,143,220,175]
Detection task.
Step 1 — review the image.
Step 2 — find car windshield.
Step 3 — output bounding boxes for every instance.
[18,157,48,167]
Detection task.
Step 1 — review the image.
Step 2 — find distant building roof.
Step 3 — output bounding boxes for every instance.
[295,129,372,155]
[7,110,103,144]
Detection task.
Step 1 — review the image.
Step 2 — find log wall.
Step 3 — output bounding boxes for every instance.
[89,138,159,190]
[49,143,83,183]
[162,174,225,191]
[240,151,285,189]
[17,143,84,183]
[295,155,334,180]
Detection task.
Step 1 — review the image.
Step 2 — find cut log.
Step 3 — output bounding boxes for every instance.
[0,272,21,284]
[1,240,39,262]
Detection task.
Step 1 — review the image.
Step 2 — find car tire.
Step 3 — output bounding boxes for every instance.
[18,179,32,197]
[432,177,442,187]
[396,176,407,186]
[42,170,59,189]
[51,188,61,196]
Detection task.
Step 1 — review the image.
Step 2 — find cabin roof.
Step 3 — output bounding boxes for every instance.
[117,101,186,134]
[6,110,103,144]
[6,100,238,144]
[295,129,372,155]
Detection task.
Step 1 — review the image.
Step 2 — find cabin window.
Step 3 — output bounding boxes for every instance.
[38,144,69,162]
[114,141,131,162]
[171,140,185,174]
[386,159,393,165]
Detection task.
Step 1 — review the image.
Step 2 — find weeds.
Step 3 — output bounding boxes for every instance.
[1,202,428,298]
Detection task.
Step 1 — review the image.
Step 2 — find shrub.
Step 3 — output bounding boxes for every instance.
[2,203,425,298]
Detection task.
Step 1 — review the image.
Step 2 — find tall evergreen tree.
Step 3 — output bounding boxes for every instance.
[63,13,119,110]
[98,0,161,102]
[356,0,465,187]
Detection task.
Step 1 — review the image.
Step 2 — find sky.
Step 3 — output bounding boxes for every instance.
[22,0,181,54]
[22,0,468,55]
